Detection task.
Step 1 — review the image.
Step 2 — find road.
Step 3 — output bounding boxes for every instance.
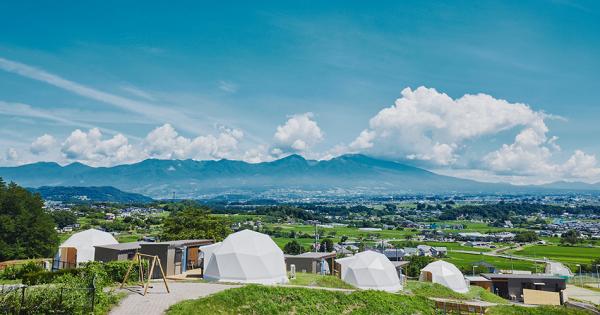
[565,284,600,305]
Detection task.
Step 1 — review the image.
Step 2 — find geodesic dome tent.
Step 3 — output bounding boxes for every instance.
[419,260,469,293]
[336,250,402,292]
[56,228,118,267]
[203,230,288,284]
[199,242,222,271]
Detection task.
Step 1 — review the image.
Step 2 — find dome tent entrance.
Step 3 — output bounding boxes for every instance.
[203,230,288,284]
[336,250,402,292]
[55,228,118,268]
[419,260,469,293]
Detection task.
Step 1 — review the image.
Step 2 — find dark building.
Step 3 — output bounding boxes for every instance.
[94,242,140,262]
[285,252,336,274]
[481,273,566,303]
[140,239,213,278]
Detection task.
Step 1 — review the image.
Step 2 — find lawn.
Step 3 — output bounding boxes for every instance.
[405,281,508,304]
[288,272,355,289]
[444,252,539,272]
[166,285,436,315]
[509,245,600,267]
[166,284,582,315]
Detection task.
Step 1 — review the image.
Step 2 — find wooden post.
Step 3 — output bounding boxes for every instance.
[120,254,137,289]
[143,257,157,296]
[156,256,170,293]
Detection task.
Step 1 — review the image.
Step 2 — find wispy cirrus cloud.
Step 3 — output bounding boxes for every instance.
[0,56,207,134]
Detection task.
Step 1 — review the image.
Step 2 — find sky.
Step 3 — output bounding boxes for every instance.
[0,1,599,184]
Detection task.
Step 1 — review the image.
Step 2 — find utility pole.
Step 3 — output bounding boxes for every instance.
[314,221,319,253]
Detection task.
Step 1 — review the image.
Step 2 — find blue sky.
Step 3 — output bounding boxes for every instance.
[0,1,599,184]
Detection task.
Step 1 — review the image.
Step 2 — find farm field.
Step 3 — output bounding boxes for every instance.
[509,245,600,266]
[444,252,539,273]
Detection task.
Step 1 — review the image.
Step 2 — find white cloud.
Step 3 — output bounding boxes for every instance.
[5,148,18,161]
[218,80,238,93]
[30,134,56,155]
[143,123,244,160]
[61,128,139,166]
[347,86,547,165]
[0,56,209,134]
[274,113,324,152]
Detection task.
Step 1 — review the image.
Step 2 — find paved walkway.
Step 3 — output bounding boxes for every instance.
[565,284,600,305]
[110,281,240,315]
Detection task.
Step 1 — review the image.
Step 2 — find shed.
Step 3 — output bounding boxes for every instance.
[140,239,213,278]
[94,242,140,262]
[285,252,336,274]
[465,275,492,292]
[481,273,566,304]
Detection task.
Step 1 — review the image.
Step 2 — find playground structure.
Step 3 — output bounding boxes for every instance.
[120,253,170,296]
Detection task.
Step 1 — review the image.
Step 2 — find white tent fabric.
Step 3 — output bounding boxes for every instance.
[199,242,222,271]
[419,260,469,293]
[59,229,118,264]
[336,250,402,292]
[203,230,288,284]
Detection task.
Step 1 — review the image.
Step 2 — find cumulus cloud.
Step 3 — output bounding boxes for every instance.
[274,113,324,153]
[30,134,56,155]
[143,123,244,160]
[347,86,547,165]
[61,128,138,166]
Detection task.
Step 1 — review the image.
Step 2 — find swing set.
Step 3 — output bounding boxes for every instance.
[120,253,170,296]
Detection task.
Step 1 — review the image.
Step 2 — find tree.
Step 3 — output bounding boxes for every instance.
[320,238,334,252]
[283,240,304,255]
[406,255,435,277]
[0,178,58,260]
[50,210,78,229]
[339,235,348,244]
[560,229,581,245]
[160,204,232,241]
[514,231,540,243]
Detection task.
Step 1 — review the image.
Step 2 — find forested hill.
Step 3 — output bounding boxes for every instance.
[28,186,153,203]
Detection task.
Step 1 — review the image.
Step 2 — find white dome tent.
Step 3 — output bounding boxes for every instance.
[55,229,118,268]
[336,250,402,292]
[203,230,288,284]
[419,260,469,293]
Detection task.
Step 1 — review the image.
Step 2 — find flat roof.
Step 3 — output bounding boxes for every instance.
[465,276,491,282]
[94,242,140,251]
[391,261,410,268]
[481,273,565,280]
[141,239,213,248]
[285,252,336,259]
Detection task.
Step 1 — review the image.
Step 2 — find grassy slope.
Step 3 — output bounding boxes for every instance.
[289,272,355,289]
[167,285,585,315]
[405,281,508,304]
[167,285,435,315]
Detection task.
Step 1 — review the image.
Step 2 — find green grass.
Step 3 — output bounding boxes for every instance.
[509,245,600,267]
[166,285,436,315]
[288,272,355,289]
[405,281,508,304]
[445,252,539,272]
[486,305,591,315]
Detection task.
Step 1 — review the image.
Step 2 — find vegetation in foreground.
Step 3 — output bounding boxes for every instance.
[405,281,508,304]
[167,285,588,315]
[288,272,355,289]
[167,285,436,315]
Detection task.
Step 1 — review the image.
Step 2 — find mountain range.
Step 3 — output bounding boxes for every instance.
[0,154,598,199]
[29,186,153,203]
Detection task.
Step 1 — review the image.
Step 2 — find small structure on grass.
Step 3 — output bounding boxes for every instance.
[481,273,567,304]
[94,242,140,262]
[54,228,118,269]
[203,230,289,284]
[419,260,469,293]
[140,239,213,278]
[335,250,402,292]
[284,252,335,274]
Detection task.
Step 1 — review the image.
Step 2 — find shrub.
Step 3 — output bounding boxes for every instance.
[0,261,44,280]
[22,268,80,285]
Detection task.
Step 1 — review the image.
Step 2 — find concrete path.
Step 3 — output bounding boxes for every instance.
[565,284,600,305]
[110,281,240,315]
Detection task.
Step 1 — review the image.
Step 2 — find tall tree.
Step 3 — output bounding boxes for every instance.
[160,204,232,241]
[283,240,304,255]
[0,178,59,260]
